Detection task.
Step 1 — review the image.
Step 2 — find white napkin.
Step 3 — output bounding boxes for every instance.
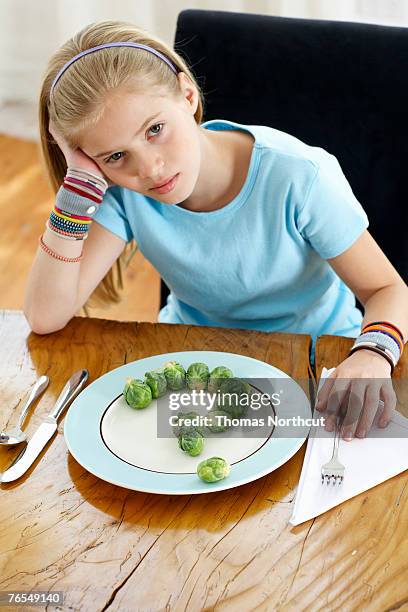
[289,367,408,526]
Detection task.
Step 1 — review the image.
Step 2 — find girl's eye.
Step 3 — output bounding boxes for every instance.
[106,152,124,164]
[148,122,164,137]
[105,123,164,164]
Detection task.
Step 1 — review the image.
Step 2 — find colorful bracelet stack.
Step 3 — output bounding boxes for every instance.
[39,167,108,263]
[349,321,405,374]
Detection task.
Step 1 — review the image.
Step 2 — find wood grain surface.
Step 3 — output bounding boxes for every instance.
[0,310,316,612]
[313,335,408,612]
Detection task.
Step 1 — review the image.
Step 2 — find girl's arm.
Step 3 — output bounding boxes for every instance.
[24,222,126,334]
[327,229,408,341]
[25,121,123,334]
[316,229,408,439]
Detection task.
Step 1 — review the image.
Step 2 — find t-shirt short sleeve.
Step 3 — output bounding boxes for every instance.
[296,155,369,259]
[92,185,133,243]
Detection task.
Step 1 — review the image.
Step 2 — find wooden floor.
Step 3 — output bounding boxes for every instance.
[0,134,160,323]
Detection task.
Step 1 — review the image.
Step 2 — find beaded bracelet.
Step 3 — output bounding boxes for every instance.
[45,220,88,241]
[39,235,83,263]
[49,167,108,241]
[41,167,107,258]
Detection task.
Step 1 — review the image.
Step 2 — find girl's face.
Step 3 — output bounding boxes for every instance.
[78,72,201,204]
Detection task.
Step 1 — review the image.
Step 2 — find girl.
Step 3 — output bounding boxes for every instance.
[25,20,408,440]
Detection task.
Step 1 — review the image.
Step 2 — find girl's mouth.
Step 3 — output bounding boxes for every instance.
[150,173,179,195]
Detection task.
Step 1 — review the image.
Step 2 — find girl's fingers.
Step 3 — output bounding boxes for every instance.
[319,373,395,439]
[48,120,70,155]
[322,378,350,431]
[326,377,350,418]
[379,382,397,427]
[341,379,365,439]
[315,372,337,411]
[323,413,336,432]
[354,384,381,439]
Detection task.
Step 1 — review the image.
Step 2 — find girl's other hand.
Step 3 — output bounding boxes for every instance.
[48,119,113,185]
[315,349,396,440]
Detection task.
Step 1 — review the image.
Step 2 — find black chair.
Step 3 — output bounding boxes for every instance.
[160,9,408,310]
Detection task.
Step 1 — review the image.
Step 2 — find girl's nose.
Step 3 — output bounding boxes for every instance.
[136,155,164,180]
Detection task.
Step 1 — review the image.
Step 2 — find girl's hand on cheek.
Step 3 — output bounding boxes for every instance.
[49,119,112,182]
[315,349,397,440]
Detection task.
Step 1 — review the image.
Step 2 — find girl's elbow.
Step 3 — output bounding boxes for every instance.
[24,311,69,335]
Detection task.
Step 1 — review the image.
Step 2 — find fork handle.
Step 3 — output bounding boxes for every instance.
[17,375,50,429]
[331,414,344,459]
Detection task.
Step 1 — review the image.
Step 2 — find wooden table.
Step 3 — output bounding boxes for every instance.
[313,335,408,611]
[0,310,406,611]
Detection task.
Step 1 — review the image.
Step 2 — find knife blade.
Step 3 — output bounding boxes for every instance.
[1,369,88,483]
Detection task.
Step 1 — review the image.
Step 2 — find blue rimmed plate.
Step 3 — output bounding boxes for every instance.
[64,351,311,494]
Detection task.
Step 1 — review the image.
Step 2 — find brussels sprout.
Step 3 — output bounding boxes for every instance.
[172,411,205,437]
[197,457,230,483]
[163,361,186,390]
[145,370,167,398]
[124,377,152,409]
[207,366,234,393]
[178,430,205,456]
[206,410,231,433]
[217,378,251,418]
[186,362,210,391]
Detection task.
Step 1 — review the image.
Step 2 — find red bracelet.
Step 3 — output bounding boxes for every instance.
[39,234,83,263]
[362,321,405,344]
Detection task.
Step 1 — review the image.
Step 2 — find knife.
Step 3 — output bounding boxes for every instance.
[1,369,89,483]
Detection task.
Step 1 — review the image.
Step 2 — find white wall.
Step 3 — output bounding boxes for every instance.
[1,0,408,139]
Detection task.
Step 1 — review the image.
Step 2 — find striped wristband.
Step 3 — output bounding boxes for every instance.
[355,331,401,362]
[362,322,404,353]
[50,167,108,240]
[349,321,405,373]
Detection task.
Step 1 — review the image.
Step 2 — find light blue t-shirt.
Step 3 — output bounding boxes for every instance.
[93,119,369,361]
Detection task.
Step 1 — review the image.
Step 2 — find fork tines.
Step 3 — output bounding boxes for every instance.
[321,471,344,485]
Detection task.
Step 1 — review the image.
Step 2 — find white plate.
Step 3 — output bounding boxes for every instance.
[64,351,311,494]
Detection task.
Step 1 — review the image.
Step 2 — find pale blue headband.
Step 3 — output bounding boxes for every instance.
[50,42,178,98]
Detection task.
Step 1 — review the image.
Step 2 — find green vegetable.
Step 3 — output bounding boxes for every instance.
[197,457,230,482]
[163,361,186,390]
[172,411,205,437]
[178,430,205,456]
[145,370,167,398]
[208,366,234,393]
[206,410,231,433]
[186,362,210,391]
[124,377,152,409]
[216,378,251,418]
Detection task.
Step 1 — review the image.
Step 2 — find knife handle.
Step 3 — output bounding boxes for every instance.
[49,369,89,421]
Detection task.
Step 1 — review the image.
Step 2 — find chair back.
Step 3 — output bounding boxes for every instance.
[160,10,408,308]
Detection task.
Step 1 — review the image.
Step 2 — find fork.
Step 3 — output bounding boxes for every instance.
[321,416,345,485]
[0,375,49,445]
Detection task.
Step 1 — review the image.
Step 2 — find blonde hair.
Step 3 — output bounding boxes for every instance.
[38,19,204,315]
